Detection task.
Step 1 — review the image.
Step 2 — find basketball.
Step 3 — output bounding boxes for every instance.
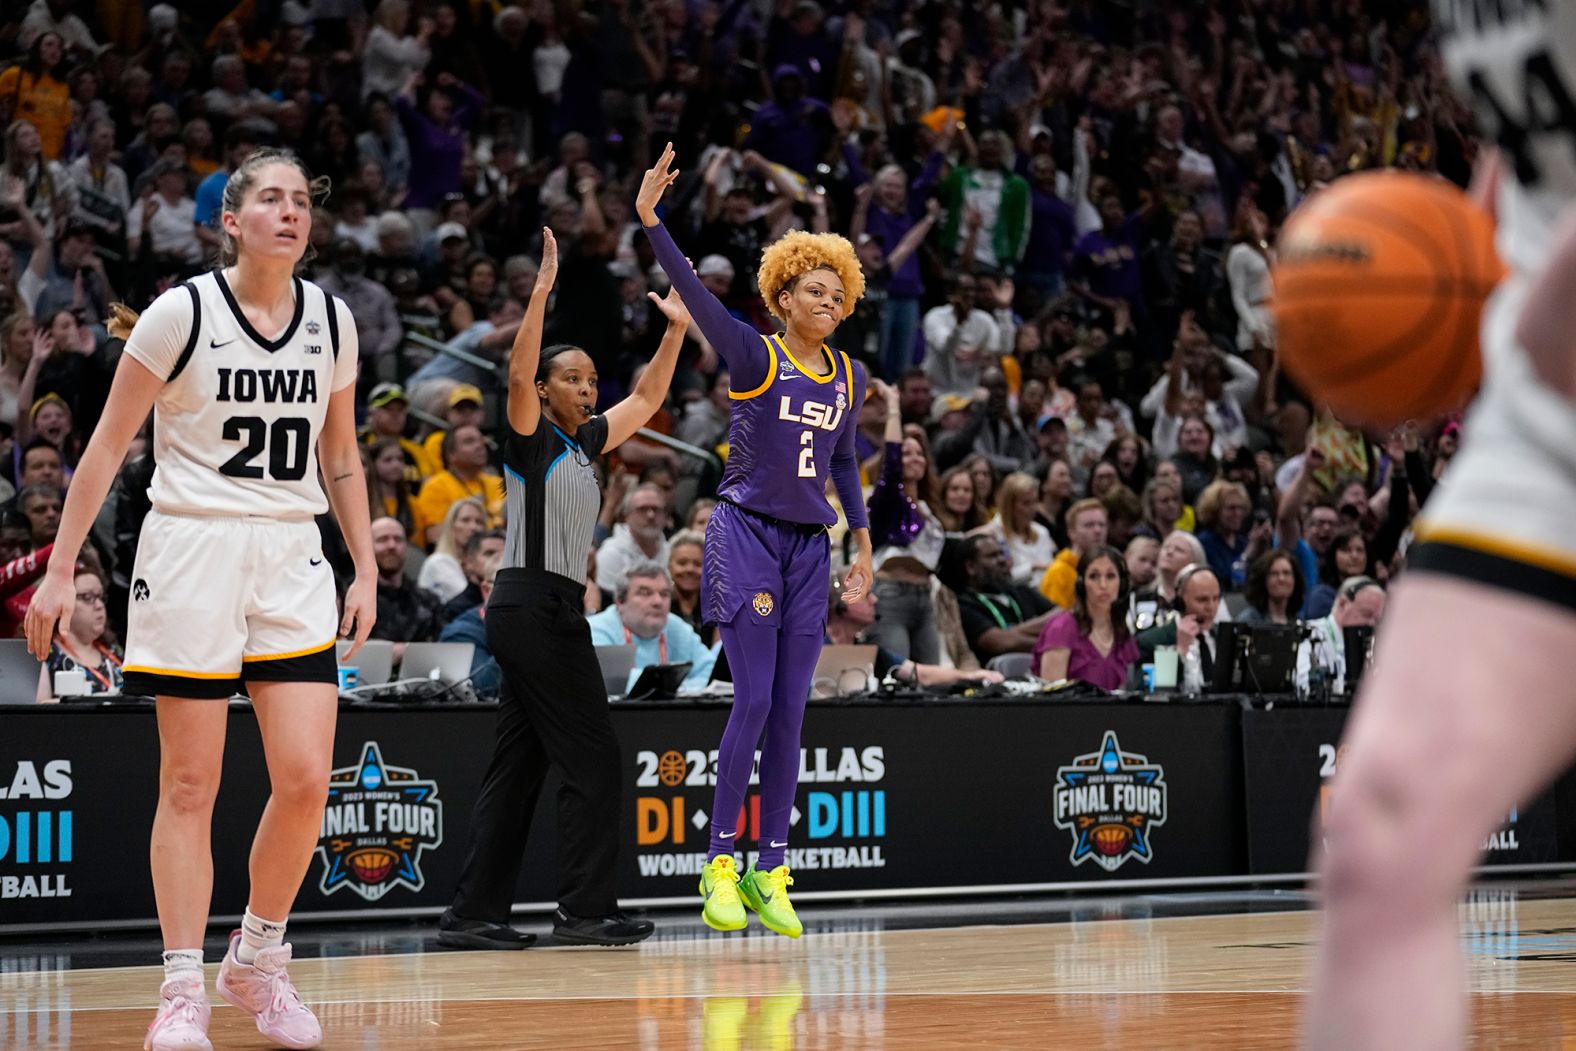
[1272,171,1505,426]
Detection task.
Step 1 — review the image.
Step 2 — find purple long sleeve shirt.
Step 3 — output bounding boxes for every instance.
[645,220,869,530]
[395,84,482,209]
[849,147,944,299]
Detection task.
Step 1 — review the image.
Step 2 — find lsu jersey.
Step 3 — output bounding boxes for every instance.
[717,334,866,527]
[123,270,358,519]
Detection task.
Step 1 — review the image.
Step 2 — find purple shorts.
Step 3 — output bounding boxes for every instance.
[703,500,831,635]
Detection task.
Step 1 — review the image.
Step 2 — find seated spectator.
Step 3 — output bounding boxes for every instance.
[418,497,487,604]
[1296,576,1387,694]
[126,159,203,268]
[1104,433,1151,496]
[684,499,716,535]
[370,516,444,660]
[1136,563,1225,693]
[666,530,712,646]
[595,482,671,594]
[405,295,524,401]
[953,534,1055,663]
[1139,476,1186,541]
[1151,460,1198,533]
[587,562,715,693]
[438,528,506,626]
[1099,483,1143,550]
[16,436,62,496]
[992,470,1055,585]
[366,437,433,545]
[17,482,60,550]
[1170,414,1221,504]
[316,238,404,373]
[1195,480,1262,590]
[1305,526,1374,620]
[360,383,436,483]
[1086,460,1120,500]
[420,383,486,474]
[826,576,1002,690]
[1036,458,1073,549]
[934,464,986,535]
[1033,546,1139,689]
[1239,550,1305,625]
[1039,498,1107,609]
[1147,530,1220,618]
[36,563,122,700]
[1125,535,1160,591]
[414,424,504,542]
[437,547,504,696]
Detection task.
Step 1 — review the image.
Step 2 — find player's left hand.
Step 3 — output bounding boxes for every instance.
[647,286,691,327]
[339,574,377,660]
[841,553,873,604]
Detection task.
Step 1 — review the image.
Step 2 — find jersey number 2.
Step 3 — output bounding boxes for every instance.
[797,430,815,478]
[219,416,311,481]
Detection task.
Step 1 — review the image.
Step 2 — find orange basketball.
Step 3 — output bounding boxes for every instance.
[1272,171,1504,426]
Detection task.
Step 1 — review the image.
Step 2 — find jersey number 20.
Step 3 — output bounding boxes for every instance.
[219,415,311,481]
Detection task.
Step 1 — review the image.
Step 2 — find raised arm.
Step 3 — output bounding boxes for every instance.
[505,227,558,436]
[601,287,691,451]
[885,199,942,273]
[636,142,771,388]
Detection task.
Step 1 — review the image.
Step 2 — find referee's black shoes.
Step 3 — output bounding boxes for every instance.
[436,909,538,950]
[551,908,656,946]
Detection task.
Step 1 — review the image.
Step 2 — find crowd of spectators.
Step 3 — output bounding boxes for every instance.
[0,0,1471,700]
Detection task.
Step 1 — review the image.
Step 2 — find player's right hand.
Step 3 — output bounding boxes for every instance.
[24,571,74,661]
[636,141,680,227]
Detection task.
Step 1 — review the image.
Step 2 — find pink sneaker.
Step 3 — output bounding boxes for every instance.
[215,930,323,1050]
[144,974,212,1051]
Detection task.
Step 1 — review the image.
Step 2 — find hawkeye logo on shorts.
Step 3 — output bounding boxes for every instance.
[1052,731,1167,872]
[315,742,443,902]
[132,578,150,601]
[752,592,774,617]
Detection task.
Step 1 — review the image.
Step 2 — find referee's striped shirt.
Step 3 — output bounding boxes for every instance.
[502,415,609,584]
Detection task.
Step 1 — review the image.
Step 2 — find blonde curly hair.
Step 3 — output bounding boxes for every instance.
[757,230,866,324]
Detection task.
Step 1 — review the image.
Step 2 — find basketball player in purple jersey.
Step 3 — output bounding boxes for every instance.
[636,143,872,937]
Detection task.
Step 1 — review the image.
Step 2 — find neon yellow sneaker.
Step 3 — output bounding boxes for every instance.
[738,864,803,938]
[699,854,747,931]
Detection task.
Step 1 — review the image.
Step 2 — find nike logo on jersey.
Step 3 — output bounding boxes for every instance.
[210,337,236,349]
[719,831,737,839]
[309,557,324,566]
[216,367,320,404]
[770,841,788,848]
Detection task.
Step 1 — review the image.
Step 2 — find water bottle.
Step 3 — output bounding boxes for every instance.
[1230,554,1247,591]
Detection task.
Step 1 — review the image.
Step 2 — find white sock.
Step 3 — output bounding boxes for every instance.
[161,949,203,984]
[237,908,287,965]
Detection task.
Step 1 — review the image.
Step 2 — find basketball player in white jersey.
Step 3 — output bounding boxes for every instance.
[25,148,375,1051]
[1306,5,1576,1047]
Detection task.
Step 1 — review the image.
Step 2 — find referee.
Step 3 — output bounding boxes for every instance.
[439,226,692,947]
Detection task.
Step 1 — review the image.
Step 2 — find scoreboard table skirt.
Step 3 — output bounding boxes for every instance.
[1,696,1569,931]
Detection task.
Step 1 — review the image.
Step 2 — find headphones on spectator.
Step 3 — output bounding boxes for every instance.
[1074,545,1132,608]
[1172,562,1211,613]
[1339,575,1381,603]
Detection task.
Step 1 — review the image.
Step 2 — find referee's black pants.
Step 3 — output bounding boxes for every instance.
[450,568,623,920]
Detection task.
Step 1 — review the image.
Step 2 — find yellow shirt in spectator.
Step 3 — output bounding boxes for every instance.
[414,469,505,540]
[0,68,69,159]
[1039,547,1079,610]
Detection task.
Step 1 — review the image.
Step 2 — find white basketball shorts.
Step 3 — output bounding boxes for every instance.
[121,510,339,698]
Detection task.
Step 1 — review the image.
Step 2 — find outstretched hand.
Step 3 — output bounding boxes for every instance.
[537,227,558,291]
[647,285,692,327]
[636,141,681,227]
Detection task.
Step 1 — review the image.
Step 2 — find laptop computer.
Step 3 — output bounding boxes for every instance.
[625,662,692,700]
[397,641,475,685]
[810,645,878,699]
[337,639,395,686]
[596,644,637,697]
[0,638,42,704]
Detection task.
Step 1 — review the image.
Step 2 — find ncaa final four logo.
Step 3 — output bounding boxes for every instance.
[315,742,443,901]
[1053,731,1167,872]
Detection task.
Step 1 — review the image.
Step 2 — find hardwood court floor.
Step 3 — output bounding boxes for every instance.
[5,887,1576,1049]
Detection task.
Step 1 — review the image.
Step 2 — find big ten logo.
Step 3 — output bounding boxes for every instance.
[1315,742,1346,829]
[0,760,74,900]
[806,790,885,841]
